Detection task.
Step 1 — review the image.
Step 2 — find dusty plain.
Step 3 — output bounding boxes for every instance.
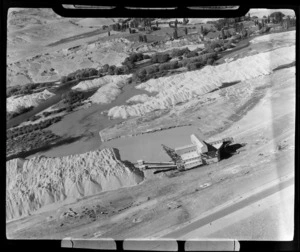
[6,8,295,240]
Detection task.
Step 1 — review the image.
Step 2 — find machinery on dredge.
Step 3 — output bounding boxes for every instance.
[134,134,234,173]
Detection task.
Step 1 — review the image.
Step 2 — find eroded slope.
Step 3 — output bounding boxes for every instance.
[6,148,143,221]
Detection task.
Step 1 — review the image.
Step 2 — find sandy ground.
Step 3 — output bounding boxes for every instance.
[6,9,295,240]
[181,182,294,240]
[6,63,295,238]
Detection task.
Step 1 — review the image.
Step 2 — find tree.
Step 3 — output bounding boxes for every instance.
[221,28,225,40]
[173,29,178,39]
[258,22,262,30]
[186,51,198,58]
[61,76,68,83]
[270,11,285,23]
[114,67,122,75]
[108,65,116,75]
[102,64,109,72]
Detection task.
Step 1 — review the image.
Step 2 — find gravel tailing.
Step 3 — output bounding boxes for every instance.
[6,148,144,221]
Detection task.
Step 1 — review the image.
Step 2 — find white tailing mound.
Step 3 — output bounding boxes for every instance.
[107,45,295,119]
[6,148,143,221]
[72,74,131,91]
[73,75,132,104]
[126,94,151,104]
[6,89,55,113]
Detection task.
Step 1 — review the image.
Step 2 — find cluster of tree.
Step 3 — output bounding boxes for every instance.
[29,114,42,122]
[158,61,180,71]
[7,116,62,139]
[111,22,128,31]
[270,12,285,23]
[125,52,148,63]
[151,53,171,63]
[100,64,128,75]
[200,26,210,36]
[212,14,251,31]
[282,17,296,30]
[181,52,218,68]
[42,107,67,118]
[98,64,132,76]
[132,51,218,82]
[139,35,148,42]
[132,64,172,83]
[7,106,34,121]
[7,82,54,97]
[61,68,98,83]
[170,47,191,58]
[129,18,155,28]
[62,90,85,107]
[205,39,237,53]
[185,51,198,58]
[7,130,60,158]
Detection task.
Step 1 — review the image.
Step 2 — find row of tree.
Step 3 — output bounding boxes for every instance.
[61,68,98,83]
[7,116,62,139]
[7,106,34,121]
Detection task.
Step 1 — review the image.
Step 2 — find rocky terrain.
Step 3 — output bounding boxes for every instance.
[6,148,143,221]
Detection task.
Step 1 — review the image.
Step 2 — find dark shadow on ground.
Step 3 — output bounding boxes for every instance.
[220,143,247,160]
[7,136,83,161]
[209,81,241,93]
[273,61,295,71]
[154,168,177,174]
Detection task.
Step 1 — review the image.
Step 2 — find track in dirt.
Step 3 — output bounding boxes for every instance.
[162,176,294,239]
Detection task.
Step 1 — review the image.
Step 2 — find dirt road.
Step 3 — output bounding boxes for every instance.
[161,174,294,238]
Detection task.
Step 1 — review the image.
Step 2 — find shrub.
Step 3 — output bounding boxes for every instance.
[171,47,190,58]
[158,61,179,72]
[151,53,171,63]
[186,51,198,58]
[181,52,218,67]
[6,86,21,97]
[187,62,204,71]
[108,65,116,75]
[123,52,145,65]
[206,58,215,65]
[143,54,151,59]
[120,65,131,74]
[145,65,159,75]
[114,67,123,75]
[102,64,109,72]
[132,68,147,82]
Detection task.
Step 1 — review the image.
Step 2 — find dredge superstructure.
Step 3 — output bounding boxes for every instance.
[135,134,233,172]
